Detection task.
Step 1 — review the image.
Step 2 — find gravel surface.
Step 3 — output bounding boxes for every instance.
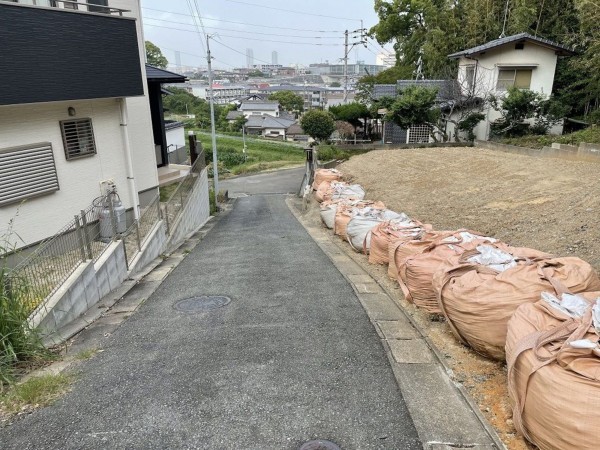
[334,146,600,450]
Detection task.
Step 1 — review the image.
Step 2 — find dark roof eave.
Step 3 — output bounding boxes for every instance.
[145,64,188,84]
[448,33,576,59]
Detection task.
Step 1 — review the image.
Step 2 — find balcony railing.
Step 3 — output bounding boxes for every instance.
[3,0,128,16]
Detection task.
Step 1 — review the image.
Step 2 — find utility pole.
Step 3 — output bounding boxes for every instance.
[343,29,349,104]
[342,27,367,104]
[206,34,219,197]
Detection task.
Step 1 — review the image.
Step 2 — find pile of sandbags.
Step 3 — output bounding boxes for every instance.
[346,209,411,252]
[435,244,600,359]
[369,220,431,265]
[315,180,365,203]
[312,168,342,189]
[506,292,600,450]
[333,202,386,240]
[397,231,498,314]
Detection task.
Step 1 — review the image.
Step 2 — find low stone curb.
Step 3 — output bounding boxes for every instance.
[287,196,506,450]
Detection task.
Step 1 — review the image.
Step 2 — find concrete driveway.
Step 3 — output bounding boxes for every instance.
[0,169,421,449]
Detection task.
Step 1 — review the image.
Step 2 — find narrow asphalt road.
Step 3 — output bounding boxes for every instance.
[0,169,421,449]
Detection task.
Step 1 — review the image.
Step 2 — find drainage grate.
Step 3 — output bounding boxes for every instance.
[299,440,341,450]
[173,296,231,312]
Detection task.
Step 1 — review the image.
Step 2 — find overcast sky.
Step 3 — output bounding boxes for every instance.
[140,0,391,70]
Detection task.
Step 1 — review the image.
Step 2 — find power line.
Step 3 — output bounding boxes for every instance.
[210,39,273,65]
[143,17,343,39]
[141,6,345,33]
[144,23,344,45]
[223,0,361,22]
[184,0,206,54]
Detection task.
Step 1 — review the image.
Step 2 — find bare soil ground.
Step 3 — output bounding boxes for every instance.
[332,146,600,450]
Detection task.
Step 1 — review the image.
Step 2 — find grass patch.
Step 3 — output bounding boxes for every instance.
[316,144,351,162]
[1,239,54,384]
[194,131,305,175]
[74,349,97,361]
[498,126,600,149]
[0,374,72,416]
[159,183,179,203]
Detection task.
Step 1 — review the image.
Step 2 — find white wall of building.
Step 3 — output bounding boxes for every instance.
[456,42,559,140]
[0,99,136,247]
[166,125,186,150]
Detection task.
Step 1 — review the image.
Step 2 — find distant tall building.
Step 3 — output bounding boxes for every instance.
[246,48,254,69]
[272,51,278,66]
[175,50,182,70]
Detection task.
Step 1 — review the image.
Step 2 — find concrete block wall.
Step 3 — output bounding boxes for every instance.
[166,169,211,250]
[128,221,167,275]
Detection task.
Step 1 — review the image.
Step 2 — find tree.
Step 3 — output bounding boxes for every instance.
[268,91,304,115]
[300,110,336,142]
[145,41,168,69]
[386,86,442,141]
[162,87,206,115]
[330,81,341,87]
[229,115,247,133]
[247,69,265,77]
[329,102,371,136]
[335,121,355,140]
[489,87,566,137]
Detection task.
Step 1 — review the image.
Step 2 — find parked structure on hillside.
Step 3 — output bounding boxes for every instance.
[448,33,575,140]
[376,33,575,144]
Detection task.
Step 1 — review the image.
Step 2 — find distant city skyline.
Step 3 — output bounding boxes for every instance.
[140,0,394,70]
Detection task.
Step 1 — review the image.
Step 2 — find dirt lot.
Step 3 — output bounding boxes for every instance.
[333,146,600,449]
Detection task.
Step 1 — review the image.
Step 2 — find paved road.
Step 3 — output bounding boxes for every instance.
[0,169,421,449]
[221,167,305,197]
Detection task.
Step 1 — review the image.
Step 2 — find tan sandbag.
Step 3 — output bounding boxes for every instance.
[314,180,332,202]
[320,199,355,229]
[398,232,498,314]
[387,230,449,280]
[506,293,600,450]
[333,201,385,240]
[312,168,342,189]
[436,254,600,360]
[369,220,431,265]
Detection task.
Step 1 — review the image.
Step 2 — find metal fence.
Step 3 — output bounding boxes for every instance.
[9,203,113,314]
[121,195,162,268]
[163,153,205,235]
[7,152,206,315]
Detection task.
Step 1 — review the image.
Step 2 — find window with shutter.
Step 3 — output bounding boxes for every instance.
[60,118,97,160]
[0,142,60,206]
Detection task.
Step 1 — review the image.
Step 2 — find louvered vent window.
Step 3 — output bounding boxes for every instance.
[60,118,97,160]
[0,142,60,207]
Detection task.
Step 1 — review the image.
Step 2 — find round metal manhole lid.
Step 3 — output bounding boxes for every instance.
[299,440,341,450]
[173,296,231,312]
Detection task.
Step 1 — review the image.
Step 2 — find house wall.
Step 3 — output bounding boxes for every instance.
[263,128,286,138]
[457,42,559,140]
[112,0,159,194]
[0,99,136,247]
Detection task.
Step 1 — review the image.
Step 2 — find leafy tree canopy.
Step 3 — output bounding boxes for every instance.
[268,91,304,114]
[145,41,168,69]
[300,110,336,142]
[329,102,371,128]
[386,85,440,131]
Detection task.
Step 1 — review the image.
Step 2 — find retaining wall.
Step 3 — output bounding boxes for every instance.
[475,140,600,163]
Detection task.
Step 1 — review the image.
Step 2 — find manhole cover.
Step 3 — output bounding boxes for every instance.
[299,440,341,450]
[173,296,231,312]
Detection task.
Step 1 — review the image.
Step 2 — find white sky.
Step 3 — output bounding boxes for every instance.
[140,0,392,70]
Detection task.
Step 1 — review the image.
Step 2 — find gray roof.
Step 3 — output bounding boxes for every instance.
[226,110,243,120]
[373,80,457,101]
[448,33,575,58]
[145,65,188,83]
[240,101,280,111]
[245,115,296,129]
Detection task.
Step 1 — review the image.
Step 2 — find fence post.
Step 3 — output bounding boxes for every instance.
[122,237,129,271]
[74,215,87,261]
[164,203,170,235]
[80,210,93,260]
[135,221,142,252]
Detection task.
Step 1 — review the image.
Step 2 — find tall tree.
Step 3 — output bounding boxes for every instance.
[145,41,168,69]
[300,110,335,142]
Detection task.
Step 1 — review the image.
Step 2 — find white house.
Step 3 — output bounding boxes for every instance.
[0,0,158,248]
[239,101,281,118]
[448,33,575,140]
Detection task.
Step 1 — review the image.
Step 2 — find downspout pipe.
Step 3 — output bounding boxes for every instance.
[119,98,140,220]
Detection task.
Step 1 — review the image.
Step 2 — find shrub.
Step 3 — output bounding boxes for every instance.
[317,145,350,162]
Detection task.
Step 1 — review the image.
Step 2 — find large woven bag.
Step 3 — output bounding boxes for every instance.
[436,254,600,360]
[506,292,600,450]
[312,168,342,190]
